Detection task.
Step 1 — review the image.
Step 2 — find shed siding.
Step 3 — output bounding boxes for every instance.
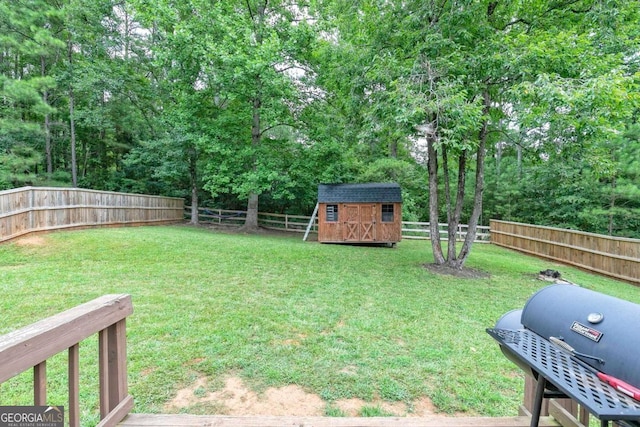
[318,202,402,244]
[317,183,402,245]
[318,202,342,242]
[378,202,402,242]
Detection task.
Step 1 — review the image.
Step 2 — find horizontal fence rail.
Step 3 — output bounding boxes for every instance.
[402,221,490,242]
[490,220,640,285]
[188,207,491,242]
[0,295,134,427]
[0,187,184,243]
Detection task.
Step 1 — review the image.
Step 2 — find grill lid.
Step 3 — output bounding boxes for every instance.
[520,284,640,389]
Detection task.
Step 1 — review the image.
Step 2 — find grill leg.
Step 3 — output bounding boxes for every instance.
[530,376,547,427]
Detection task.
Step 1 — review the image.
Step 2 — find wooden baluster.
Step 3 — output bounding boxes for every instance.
[107,319,128,410]
[34,361,46,405]
[99,329,110,418]
[69,344,80,427]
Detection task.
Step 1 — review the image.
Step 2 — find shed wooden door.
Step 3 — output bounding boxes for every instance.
[343,204,376,242]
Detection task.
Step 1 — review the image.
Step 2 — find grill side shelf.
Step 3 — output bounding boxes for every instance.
[487,328,640,421]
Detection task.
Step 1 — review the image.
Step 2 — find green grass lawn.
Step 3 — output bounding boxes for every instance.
[1,225,639,424]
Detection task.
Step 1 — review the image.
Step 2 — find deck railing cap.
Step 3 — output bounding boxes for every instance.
[0,294,133,383]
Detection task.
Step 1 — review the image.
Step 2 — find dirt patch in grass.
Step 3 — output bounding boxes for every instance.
[165,376,324,416]
[165,375,439,417]
[14,235,47,246]
[335,396,437,416]
[423,263,490,279]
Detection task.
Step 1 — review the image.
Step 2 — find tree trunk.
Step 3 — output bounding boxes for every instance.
[454,90,490,268]
[517,144,523,180]
[41,56,52,177]
[190,185,199,225]
[446,150,467,266]
[68,36,77,187]
[82,139,90,178]
[189,147,199,225]
[389,137,398,158]
[608,176,616,235]
[242,2,269,231]
[245,192,259,229]
[496,141,502,176]
[69,87,77,187]
[243,94,262,230]
[441,146,456,263]
[427,128,445,264]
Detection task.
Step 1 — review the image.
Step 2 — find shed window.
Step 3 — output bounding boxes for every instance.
[326,204,338,222]
[381,204,394,222]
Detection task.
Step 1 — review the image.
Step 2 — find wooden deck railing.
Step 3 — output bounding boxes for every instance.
[0,187,184,244]
[0,295,134,427]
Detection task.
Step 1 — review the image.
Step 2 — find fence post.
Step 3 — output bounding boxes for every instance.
[28,187,35,231]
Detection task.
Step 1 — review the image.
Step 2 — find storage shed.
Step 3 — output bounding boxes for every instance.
[316,183,402,245]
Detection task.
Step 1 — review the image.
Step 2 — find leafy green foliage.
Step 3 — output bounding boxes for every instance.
[0,145,42,189]
[1,0,639,239]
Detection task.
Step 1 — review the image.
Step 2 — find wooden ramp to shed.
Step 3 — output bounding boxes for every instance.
[119,414,560,427]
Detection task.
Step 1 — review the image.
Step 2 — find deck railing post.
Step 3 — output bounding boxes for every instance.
[34,361,46,405]
[69,343,80,427]
[107,319,128,411]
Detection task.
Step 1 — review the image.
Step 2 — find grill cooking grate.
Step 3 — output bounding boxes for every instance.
[487,328,640,421]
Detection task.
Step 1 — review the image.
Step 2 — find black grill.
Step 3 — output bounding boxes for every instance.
[487,284,640,427]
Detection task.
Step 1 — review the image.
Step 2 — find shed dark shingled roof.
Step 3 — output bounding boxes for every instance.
[318,183,402,203]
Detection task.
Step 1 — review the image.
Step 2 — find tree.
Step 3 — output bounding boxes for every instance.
[486,1,640,238]
[317,0,640,268]
[62,0,152,190]
[199,0,317,230]
[0,145,42,189]
[0,0,154,190]
[127,0,217,223]
[0,0,60,183]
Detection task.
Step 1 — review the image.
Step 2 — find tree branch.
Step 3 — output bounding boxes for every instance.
[498,0,593,32]
[245,0,255,21]
[260,122,298,136]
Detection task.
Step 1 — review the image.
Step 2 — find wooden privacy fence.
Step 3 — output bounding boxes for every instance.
[0,187,184,243]
[0,294,134,427]
[490,220,640,284]
[190,207,491,242]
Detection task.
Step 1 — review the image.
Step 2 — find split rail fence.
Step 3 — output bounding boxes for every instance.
[490,220,640,285]
[190,207,491,242]
[0,187,184,244]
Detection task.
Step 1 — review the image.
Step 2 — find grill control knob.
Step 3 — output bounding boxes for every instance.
[587,312,604,324]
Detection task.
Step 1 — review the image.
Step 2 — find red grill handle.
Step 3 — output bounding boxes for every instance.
[597,372,640,400]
